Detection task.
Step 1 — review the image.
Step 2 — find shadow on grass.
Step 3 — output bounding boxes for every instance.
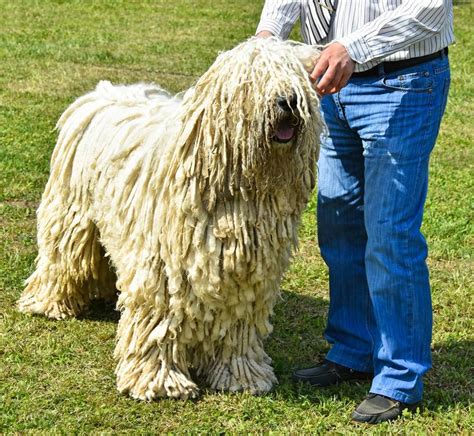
[268,289,473,409]
[268,289,368,404]
[79,299,120,323]
[426,340,473,407]
[75,288,472,409]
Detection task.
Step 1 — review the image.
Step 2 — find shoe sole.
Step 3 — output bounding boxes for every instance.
[352,404,423,424]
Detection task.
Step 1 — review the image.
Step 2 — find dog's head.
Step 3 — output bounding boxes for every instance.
[176,38,323,202]
[262,41,322,150]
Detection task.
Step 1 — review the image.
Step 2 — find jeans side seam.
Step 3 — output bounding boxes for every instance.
[404,86,434,364]
[364,282,375,370]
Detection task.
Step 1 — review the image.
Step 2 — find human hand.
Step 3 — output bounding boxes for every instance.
[256,30,274,38]
[310,42,355,95]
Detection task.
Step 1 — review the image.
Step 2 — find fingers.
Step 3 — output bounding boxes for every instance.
[317,66,343,94]
[310,42,356,95]
[338,69,353,90]
[326,69,353,94]
[310,57,329,82]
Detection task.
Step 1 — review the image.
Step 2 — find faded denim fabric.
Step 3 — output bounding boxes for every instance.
[317,54,451,404]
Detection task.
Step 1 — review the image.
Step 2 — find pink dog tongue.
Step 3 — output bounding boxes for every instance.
[276,125,295,141]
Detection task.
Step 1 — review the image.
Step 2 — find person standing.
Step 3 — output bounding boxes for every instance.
[256,0,454,424]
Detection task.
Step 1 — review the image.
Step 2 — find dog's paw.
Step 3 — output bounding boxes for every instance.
[118,365,200,401]
[18,295,80,320]
[206,357,277,395]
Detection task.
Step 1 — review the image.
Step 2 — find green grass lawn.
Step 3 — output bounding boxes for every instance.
[1,1,472,433]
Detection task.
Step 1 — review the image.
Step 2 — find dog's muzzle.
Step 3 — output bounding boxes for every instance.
[273,94,299,144]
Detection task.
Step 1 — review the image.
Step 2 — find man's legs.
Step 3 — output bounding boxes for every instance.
[343,57,451,404]
[317,92,376,373]
[308,55,450,409]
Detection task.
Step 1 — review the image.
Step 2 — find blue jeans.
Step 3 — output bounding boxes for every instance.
[317,54,451,403]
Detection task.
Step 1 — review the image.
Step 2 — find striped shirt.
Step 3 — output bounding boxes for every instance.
[256,0,455,72]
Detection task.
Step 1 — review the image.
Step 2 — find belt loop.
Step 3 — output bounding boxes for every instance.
[378,63,385,76]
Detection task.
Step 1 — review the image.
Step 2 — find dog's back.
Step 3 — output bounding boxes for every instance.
[18,81,183,319]
[49,81,181,194]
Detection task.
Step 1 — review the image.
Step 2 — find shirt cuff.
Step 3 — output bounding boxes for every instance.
[335,33,373,65]
[256,18,289,39]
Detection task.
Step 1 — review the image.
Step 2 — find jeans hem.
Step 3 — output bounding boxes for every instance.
[369,386,422,405]
[326,349,373,373]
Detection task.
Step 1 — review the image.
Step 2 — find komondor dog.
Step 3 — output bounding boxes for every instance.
[18,37,323,400]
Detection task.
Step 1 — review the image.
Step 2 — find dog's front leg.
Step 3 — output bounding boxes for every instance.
[113,284,199,401]
[201,320,277,395]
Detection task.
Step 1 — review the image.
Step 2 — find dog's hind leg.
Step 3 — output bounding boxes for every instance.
[18,195,106,319]
[113,267,199,401]
[90,246,118,304]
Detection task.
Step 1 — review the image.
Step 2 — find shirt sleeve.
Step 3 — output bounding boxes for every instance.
[335,0,449,64]
[256,0,301,39]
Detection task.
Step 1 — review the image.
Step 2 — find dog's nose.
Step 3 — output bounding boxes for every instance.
[277,94,298,112]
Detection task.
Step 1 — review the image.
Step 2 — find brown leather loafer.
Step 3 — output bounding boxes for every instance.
[352,393,422,424]
[292,360,373,387]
